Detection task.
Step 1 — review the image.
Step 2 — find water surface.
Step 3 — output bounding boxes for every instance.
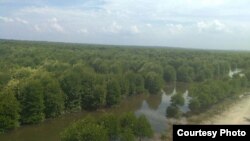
[0,85,190,141]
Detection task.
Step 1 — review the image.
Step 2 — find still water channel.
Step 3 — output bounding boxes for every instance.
[0,84,190,141]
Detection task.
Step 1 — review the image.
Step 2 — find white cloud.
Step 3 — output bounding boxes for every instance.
[0,16,14,22]
[103,22,122,33]
[49,18,64,33]
[0,16,29,24]
[1,0,250,49]
[15,17,28,24]
[34,24,42,32]
[166,24,184,34]
[197,20,230,33]
[130,25,139,34]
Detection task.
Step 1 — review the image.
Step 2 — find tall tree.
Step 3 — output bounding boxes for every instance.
[166,105,181,118]
[61,118,108,141]
[0,90,20,133]
[106,79,121,106]
[34,72,65,118]
[82,84,106,110]
[60,70,81,111]
[144,72,162,94]
[135,115,153,141]
[163,65,176,82]
[177,64,194,82]
[171,93,185,106]
[98,114,121,140]
[19,79,45,124]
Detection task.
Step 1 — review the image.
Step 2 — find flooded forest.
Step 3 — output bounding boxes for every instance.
[1,40,250,141]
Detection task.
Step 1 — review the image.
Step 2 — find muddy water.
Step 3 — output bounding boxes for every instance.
[0,84,190,141]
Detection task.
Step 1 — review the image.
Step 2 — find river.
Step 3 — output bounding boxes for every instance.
[0,84,190,141]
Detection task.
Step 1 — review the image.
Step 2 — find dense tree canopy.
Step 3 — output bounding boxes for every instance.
[144,72,162,94]
[166,105,181,118]
[171,93,185,106]
[61,113,153,141]
[19,79,45,124]
[0,39,250,132]
[163,65,176,82]
[106,79,121,106]
[0,90,20,133]
[189,77,248,113]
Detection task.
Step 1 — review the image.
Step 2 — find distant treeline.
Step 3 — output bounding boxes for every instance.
[0,40,250,133]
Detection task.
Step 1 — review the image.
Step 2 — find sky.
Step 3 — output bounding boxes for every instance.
[0,0,250,50]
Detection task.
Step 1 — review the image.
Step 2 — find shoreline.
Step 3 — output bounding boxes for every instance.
[158,92,250,141]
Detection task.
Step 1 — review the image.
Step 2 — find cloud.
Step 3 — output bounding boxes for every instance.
[32,17,65,33]
[103,22,122,34]
[166,24,184,34]
[0,16,14,22]
[49,18,64,33]
[34,24,42,32]
[0,16,29,24]
[15,17,29,24]
[197,20,230,33]
[1,0,250,49]
[130,25,139,34]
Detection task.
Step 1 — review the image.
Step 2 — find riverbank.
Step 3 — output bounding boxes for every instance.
[203,94,250,124]
[160,92,250,141]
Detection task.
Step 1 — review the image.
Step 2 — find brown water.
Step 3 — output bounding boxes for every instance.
[0,85,190,141]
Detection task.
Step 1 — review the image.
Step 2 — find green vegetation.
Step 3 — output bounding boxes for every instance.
[106,79,121,106]
[145,72,163,94]
[171,93,185,106]
[177,64,194,82]
[163,65,176,82]
[166,105,181,118]
[0,90,20,133]
[189,77,248,113]
[19,79,45,124]
[60,113,153,141]
[0,39,250,133]
[166,93,185,118]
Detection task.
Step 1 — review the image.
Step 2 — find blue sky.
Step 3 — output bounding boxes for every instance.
[0,0,250,50]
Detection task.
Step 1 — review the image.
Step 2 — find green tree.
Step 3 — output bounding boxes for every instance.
[189,98,201,113]
[60,70,81,111]
[126,72,145,95]
[106,79,121,106]
[245,70,250,79]
[19,79,45,124]
[120,128,136,141]
[0,72,10,89]
[0,90,20,133]
[82,84,106,110]
[61,118,108,141]
[99,114,120,140]
[171,93,185,106]
[163,65,176,82]
[35,72,65,118]
[144,72,162,94]
[166,105,181,118]
[134,74,145,94]
[118,76,129,96]
[120,113,138,134]
[135,115,153,141]
[177,64,194,82]
[194,66,213,82]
